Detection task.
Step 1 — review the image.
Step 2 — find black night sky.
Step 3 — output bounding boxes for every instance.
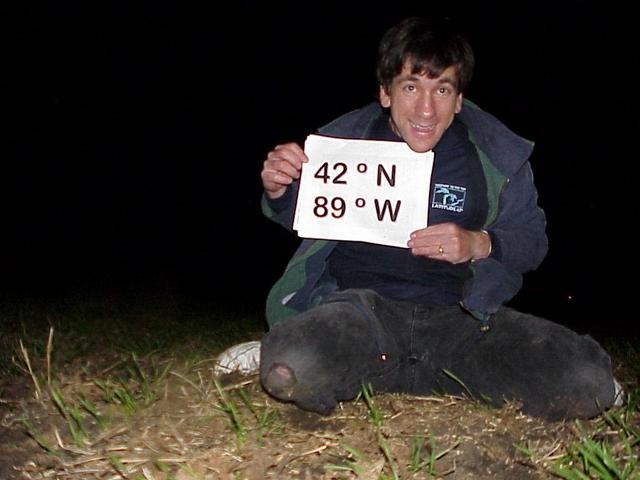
[5,2,637,335]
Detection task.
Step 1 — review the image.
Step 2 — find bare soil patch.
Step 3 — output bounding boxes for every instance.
[2,352,583,480]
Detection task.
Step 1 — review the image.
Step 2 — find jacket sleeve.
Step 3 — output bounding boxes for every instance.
[261,181,299,232]
[462,162,547,317]
[459,99,548,274]
[487,161,548,274]
[459,100,548,317]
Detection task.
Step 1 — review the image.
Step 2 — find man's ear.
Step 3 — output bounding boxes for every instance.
[379,85,391,108]
[455,93,463,113]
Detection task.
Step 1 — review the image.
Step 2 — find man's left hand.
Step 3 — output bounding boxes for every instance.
[407,223,491,264]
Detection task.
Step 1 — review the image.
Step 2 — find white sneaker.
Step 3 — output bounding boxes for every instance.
[613,378,625,407]
[214,341,261,376]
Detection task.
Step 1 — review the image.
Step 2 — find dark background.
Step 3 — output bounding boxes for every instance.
[4,1,637,335]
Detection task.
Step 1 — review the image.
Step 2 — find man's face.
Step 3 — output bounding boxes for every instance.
[379,62,463,153]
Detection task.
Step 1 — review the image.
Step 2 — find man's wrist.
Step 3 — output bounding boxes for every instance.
[481,229,492,257]
[265,188,286,200]
[264,187,293,213]
[471,229,492,262]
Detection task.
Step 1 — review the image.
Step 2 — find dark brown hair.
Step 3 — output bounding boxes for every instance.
[376,17,475,94]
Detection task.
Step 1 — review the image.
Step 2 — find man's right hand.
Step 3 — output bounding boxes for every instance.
[261,143,308,199]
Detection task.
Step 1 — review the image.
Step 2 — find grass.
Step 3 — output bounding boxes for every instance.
[326,385,463,478]
[20,415,59,456]
[213,378,247,447]
[1,294,638,479]
[236,387,281,444]
[0,294,264,376]
[360,384,400,479]
[549,391,640,480]
[325,443,369,476]
[512,382,640,479]
[77,393,109,430]
[408,434,460,477]
[49,387,88,446]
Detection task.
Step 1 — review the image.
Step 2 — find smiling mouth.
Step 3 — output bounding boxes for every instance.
[409,121,436,133]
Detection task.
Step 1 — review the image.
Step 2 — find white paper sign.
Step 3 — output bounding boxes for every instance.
[293,134,434,248]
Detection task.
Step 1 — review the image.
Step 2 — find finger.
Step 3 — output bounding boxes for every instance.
[409,245,444,258]
[265,152,304,176]
[274,142,306,156]
[409,226,433,238]
[272,143,308,167]
[411,222,458,238]
[407,233,448,249]
[263,158,301,180]
[261,168,294,192]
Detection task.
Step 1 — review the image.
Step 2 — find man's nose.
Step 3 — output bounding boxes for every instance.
[417,93,435,118]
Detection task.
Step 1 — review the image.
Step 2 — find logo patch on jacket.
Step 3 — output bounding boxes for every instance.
[432,184,466,213]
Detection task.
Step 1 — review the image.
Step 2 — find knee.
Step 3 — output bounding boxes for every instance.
[262,363,297,399]
[258,297,396,414]
[259,326,342,414]
[556,361,616,419]
[260,321,334,385]
[524,353,617,421]
[473,314,618,420]
[260,358,339,414]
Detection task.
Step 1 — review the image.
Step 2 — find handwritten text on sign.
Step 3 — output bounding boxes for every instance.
[293,135,434,248]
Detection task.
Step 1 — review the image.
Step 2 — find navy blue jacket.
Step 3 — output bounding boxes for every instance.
[262,100,548,325]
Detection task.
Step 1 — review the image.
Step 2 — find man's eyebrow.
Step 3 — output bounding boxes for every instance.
[436,76,456,86]
[398,74,421,82]
[397,73,457,86]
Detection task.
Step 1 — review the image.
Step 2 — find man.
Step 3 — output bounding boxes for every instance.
[221,17,621,420]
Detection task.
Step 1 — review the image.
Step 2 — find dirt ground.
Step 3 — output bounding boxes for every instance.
[1,353,586,480]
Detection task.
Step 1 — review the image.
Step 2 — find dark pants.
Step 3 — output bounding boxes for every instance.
[260,289,616,420]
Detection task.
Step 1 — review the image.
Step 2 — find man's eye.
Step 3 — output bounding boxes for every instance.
[404,85,416,92]
[437,87,451,95]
